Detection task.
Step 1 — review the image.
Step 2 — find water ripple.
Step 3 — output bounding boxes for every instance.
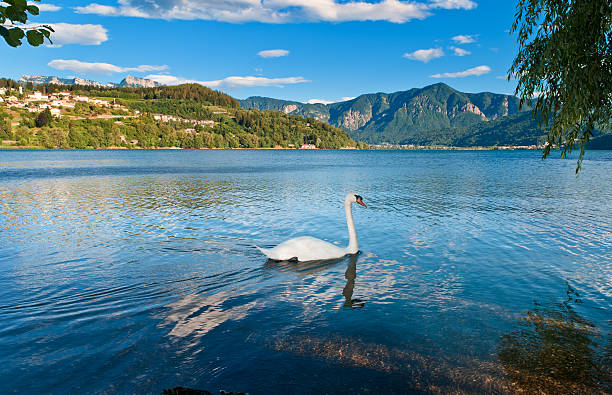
[0,149,610,394]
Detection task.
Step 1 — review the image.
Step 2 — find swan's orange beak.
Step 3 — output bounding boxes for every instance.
[356,198,367,208]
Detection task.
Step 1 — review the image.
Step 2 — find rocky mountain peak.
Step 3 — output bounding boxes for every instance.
[119,76,160,88]
[17,74,161,89]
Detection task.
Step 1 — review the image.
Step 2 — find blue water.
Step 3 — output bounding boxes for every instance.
[0,149,610,394]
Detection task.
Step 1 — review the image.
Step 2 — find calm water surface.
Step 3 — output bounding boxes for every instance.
[0,149,610,394]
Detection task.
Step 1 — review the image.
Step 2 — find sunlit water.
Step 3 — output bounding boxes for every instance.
[0,149,610,394]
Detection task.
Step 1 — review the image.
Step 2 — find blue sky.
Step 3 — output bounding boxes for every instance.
[1,0,520,103]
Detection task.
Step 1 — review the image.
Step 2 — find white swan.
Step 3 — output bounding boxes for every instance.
[257,193,366,261]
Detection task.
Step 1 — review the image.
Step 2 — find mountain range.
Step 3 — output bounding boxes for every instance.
[240,83,548,146]
[18,75,161,89]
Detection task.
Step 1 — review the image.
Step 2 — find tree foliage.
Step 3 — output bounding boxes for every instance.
[34,107,51,127]
[510,0,612,172]
[0,0,53,47]
[0,78,20,88]
[0,112,11,139]
[66,84,240,109]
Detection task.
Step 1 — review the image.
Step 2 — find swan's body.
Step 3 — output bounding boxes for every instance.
[257,193,366,261]
[257,236,347,261]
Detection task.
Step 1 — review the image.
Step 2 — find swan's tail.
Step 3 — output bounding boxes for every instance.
[255,245,272,258]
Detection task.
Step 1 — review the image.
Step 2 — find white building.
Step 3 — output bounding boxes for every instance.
[28,92,49,101]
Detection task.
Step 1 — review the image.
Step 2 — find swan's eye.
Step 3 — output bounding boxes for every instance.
[355,195,362,201]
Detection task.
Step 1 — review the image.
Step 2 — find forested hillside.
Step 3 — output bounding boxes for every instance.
[0,81,363,149]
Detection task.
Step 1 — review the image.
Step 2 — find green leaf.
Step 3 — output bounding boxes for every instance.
[5,5,27,23]
[26,29,43,46]
[8,27,24,39]
[4,27,25,47]
[26,4,39,15]
[12,0,27,8]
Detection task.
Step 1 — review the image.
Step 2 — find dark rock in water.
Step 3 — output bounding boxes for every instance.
[161,387,247,395]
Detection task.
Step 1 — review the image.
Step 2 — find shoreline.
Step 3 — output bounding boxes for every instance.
[1,144,608,151]
[0,145,548,151]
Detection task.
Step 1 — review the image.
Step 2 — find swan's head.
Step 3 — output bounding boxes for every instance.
[348,193,367,208]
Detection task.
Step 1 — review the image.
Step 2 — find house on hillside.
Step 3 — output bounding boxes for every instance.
[27,92,48,101]
[7,96,24,107]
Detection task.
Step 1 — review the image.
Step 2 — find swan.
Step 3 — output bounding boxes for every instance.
[257,193,366,261]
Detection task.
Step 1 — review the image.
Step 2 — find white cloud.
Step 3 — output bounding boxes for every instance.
[72,3,148,17]
[74,0,476,23]
[37,4,62,11]
[258,49,289,58]
[205,76,309,89]
[403,48,444,63]
[48,59,168,75]
[450,46,470,56]
[35,23,109,46]
[307,99,335,104]
[430,65,491,78]
[307,96,356,104]
[429,0,476,9]
[145,74,309,89]
[143,75,204,85]
[451,34,477,44]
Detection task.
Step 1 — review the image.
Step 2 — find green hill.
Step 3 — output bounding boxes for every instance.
[0,82,362,149]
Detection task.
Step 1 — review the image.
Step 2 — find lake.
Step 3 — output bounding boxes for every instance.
[0,149,610,394]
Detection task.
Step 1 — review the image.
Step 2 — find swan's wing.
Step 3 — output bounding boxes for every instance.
[263,236,346,261]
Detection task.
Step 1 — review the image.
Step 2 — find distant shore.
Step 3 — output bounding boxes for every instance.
[0,145,355,150]
[0,144,546,151]
[369,144,545,151]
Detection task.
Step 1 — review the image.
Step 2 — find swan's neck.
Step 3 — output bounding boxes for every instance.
[345,199,358,254]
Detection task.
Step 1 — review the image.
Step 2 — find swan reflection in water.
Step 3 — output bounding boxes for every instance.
[264,253,365,309]
[342,255,365,309]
